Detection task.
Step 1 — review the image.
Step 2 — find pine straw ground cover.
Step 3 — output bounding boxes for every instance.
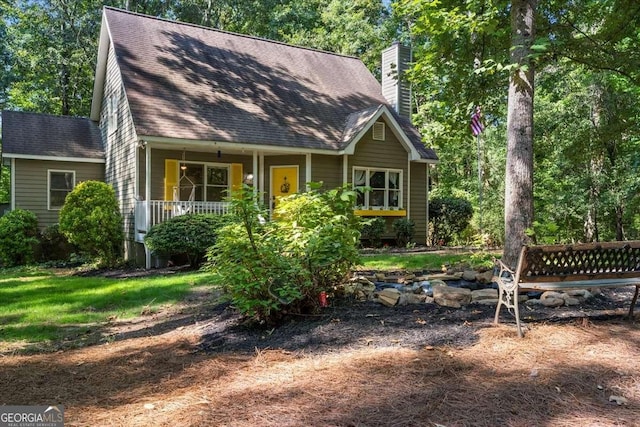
[0,289,639,426]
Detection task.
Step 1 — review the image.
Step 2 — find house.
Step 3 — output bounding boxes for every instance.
[1,7,438,267]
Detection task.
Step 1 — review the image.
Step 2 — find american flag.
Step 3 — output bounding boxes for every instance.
[470,106,484,136]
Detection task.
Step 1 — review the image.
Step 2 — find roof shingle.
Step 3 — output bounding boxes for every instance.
[1,111,104,160]
[104,8,437,160]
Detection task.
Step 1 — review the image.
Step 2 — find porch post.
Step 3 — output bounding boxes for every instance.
[145,145,152,269]
[10,158,15,210]
[253,150,258,197]
[306,153,311,190]
[259,152,265,197]
[342,154,348,185]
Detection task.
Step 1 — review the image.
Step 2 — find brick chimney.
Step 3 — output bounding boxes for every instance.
[381,42,412,120]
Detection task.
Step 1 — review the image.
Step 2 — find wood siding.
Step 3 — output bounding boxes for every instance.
[409,163,428,244]
[311,154,343,190]
[99,42,138,257]
[348,117,428,243]
[13,159,104,229]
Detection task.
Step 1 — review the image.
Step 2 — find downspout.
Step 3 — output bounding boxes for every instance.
[145,143,151,269]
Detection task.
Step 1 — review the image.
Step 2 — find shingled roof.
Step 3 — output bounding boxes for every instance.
[96,8,437,161]
[1,111,104,160]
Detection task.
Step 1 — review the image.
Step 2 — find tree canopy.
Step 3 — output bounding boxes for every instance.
[2,0,640,250]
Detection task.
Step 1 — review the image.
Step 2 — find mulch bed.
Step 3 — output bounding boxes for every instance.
[0,279,638,426]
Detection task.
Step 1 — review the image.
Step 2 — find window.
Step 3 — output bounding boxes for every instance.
[175,162,231,202]
[107,94,118,134]
[49,170,75,210]
[205,166,229,201]
[353,167,402,210]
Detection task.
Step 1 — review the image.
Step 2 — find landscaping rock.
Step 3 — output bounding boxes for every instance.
[471,288,498,302]
[475,270,494,284]
[433,286,472,308]
[540,291,565,307]
[462,270,477,281]
[566,289,594,301]
[377,288,401,307]
[562,296,581,306]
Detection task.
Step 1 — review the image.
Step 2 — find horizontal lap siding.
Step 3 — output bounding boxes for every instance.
[349,119,409,240]
[100,43,137,257]
[410,164,428,244]
[311,154,343,190]
[14,159,105,229]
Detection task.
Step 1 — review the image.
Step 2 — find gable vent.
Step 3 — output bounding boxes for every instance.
[372,122,386,141]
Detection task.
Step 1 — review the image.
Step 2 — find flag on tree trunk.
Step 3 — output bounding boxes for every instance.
[471,106,484,136]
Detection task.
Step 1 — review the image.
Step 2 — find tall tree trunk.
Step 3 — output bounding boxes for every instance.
[503,0,536,267]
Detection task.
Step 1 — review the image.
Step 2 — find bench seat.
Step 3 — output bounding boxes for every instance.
[493,241,640,337]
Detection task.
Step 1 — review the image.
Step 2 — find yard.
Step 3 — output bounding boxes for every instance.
[0,255,638,426]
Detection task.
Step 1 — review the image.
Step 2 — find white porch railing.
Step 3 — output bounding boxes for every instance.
[135,200,230,241]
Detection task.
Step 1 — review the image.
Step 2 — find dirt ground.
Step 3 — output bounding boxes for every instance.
[0,284,639,426]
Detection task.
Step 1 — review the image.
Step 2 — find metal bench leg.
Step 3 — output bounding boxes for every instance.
[514,290,524,338]
[493,287,505,325]
[628,285,640,319]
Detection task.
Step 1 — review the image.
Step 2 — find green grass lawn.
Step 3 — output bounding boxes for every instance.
[0,252,491,348]
[0,267,213,345]
[359,251,496,271]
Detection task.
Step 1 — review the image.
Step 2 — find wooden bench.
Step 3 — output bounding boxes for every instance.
[493,241,640,337]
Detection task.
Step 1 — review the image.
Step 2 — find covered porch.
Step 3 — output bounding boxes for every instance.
[133,141,311,243]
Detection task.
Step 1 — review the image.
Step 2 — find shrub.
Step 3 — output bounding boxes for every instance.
[205,184,361,323]
[38,224,76,263]
[392,218,415,247]
[428,196,474,246]
[145,214,227,268]
[361,217,386,247]
[59,181,123,266]
[0,209,39,266]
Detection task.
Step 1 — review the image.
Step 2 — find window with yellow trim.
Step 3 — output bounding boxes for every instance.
[353,167,402,210]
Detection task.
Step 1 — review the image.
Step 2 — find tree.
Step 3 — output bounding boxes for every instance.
[5,0,104,115]
[503,0,536,266]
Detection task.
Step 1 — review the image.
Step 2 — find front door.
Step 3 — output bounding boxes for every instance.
[270,165,299,211]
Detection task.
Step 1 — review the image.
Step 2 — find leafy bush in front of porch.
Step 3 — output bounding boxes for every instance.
[59,181,123,267]
[205,184,361,323]
[428,196,474,246]
[145,214,228,268]
[0,208,39,267]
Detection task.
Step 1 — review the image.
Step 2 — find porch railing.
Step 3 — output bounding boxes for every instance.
[135,200,230,240]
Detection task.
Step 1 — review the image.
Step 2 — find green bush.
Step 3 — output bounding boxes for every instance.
[0,209,39,266]
[392,218,415,247]
[38,224,76,263]
[145,214,227,268]
[59,181,123,266]
[205,184,361,323]
[428,196,474,246]
[361,217,386,247]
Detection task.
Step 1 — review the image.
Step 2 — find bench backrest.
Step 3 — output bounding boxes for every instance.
[517,241,640,283]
